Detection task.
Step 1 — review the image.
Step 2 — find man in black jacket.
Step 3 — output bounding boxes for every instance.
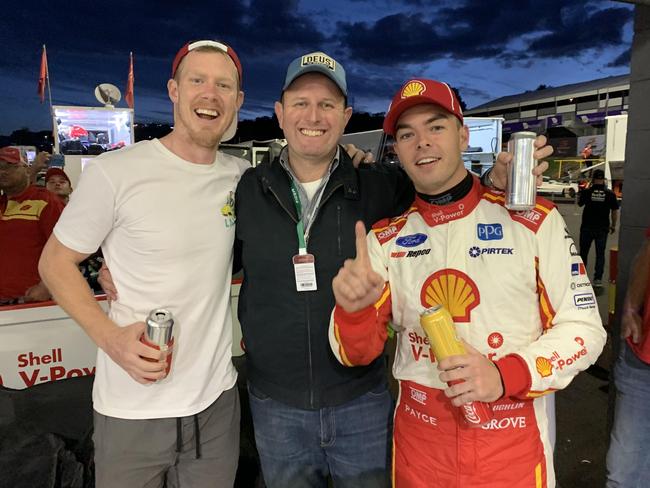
[235,52,552,487]
[235,52,411,488]
[578,168,619,287]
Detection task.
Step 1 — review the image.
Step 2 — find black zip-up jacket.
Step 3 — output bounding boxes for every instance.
[235,149,414,409]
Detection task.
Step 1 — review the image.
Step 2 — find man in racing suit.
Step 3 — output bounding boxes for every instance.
[329,78,606,487]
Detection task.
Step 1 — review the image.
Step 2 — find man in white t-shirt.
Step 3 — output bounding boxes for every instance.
[39,40,248,488]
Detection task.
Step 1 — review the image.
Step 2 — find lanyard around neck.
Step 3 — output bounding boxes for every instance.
[289,179,308,254]
[289,177,328,255]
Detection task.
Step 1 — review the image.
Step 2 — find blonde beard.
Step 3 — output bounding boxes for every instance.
[188,126,223,149]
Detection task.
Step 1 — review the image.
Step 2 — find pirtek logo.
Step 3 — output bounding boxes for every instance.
[468,246,514,258]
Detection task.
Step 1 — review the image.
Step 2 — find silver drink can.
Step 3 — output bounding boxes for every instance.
[505,131,537,211]
[145,308,174,348]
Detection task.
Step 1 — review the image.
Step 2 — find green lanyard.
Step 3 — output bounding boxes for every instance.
[289,179,307,254]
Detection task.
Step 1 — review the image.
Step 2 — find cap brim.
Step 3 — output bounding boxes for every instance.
[221,111,238,142]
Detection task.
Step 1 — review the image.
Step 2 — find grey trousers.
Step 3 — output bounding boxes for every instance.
[93,386,240,488]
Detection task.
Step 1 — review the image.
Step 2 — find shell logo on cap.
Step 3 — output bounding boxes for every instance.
[401,80,426,99]
[536,357,553,377]
[420,269,479,322]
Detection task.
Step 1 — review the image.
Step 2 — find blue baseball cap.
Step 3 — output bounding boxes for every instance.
[282,51,347,97]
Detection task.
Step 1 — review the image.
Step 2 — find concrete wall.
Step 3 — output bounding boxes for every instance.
[615,5,650,324]
[608,4,650,432]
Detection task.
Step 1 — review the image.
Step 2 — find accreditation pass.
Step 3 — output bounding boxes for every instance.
[293,253,317,291]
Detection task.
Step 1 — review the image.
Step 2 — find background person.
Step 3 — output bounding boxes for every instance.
[0,146,63,305]
[578,168,619,287]
[45,167,73,204]
[606,227,650,487]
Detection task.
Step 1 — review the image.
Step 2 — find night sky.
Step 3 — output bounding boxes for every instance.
[0,0,633,135]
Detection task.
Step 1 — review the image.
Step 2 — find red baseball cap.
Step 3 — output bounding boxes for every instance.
[0,146,24,165]
[171,40,243,83]
[383,78,464,136]
[45,167,71,185]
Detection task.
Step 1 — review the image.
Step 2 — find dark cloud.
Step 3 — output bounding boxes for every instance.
[525,7,634,58]
[0,0,633,134]
[334,1,633,66]
[607,49,631,68]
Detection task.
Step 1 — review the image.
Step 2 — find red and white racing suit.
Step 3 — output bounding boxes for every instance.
[329,177,606,487]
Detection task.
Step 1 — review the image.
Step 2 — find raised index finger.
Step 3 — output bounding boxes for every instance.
[354,221,370,266]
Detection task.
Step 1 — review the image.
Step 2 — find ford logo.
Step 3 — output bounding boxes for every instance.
[396,233,428,247]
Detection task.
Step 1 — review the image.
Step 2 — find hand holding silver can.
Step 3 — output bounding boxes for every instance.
[505,131,537,211]
[140,308,175,381]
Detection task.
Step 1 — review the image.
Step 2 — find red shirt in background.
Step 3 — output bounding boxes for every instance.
[0,185,64,300]
[628,226,650,363]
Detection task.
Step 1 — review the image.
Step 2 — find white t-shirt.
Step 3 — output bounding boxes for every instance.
[54,139,249,419]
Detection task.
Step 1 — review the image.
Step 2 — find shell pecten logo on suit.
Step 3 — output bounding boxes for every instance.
[535,356,554,378]
[419,269,480,323]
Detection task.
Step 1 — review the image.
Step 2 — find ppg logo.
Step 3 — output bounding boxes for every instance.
[477,223,503,241]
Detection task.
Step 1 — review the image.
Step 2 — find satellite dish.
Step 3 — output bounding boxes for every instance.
[94,83,122,107]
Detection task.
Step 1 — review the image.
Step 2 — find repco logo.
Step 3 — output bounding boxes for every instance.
[406,249,430,258]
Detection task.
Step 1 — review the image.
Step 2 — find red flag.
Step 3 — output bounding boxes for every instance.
[125,52,134,109]
[37,46,48,103]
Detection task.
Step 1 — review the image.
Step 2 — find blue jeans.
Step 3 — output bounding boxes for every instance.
[606,342,650,487]
[579,227,608,280]
[248,382,393,488]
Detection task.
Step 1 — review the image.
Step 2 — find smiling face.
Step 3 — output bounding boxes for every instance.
[393,103,469,195]
[275,72,352,170]
[167,50,243,150]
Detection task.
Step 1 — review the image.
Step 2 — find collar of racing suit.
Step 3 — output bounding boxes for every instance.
[416,170,473,205]
[415,171,483,227]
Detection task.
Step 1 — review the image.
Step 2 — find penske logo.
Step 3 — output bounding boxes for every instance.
[420,269,480,322]
[574,293,595,308]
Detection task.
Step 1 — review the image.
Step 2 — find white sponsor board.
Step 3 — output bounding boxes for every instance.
[0,302,101,389]
[1,283,244,390]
